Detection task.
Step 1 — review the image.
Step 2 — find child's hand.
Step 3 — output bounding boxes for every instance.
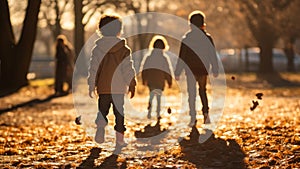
[89,90,96,98]
[128,87,135,99]
[129,90,135,98]
[213,72,219,78]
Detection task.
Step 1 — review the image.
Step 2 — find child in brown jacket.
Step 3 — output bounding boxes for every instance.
[142,36,173,119]
[87,14,136,151]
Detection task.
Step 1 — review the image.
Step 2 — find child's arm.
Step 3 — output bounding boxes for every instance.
[141,57,150,85]
[141,68,150,86]
[87,47,102,98]
[163,57,173,88]
[128,79,136,98]
[166,73,172,88]
[207,36,219,77]
[121,49,137,98]
[175,42,187,80]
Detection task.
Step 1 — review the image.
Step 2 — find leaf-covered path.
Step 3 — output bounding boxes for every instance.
[0,73,300,168]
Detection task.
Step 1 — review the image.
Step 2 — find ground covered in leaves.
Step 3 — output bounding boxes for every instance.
[0,73,300,169]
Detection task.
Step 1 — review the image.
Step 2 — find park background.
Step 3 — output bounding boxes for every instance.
[0,0,300,168]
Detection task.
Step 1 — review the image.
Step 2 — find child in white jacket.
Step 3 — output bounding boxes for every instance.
[87,14,136,152]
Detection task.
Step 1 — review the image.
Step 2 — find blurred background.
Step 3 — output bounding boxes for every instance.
[1,0,300,91]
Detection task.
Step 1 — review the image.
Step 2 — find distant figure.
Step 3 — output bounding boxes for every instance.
[141,35,173,119]
[87,14,136,152]
[284,40,295,72]
[175,11,219,125]
[54,35,74,95]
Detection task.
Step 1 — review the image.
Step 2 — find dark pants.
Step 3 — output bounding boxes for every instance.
[55,61,67,93]
[186,74,209,120]
[95,94,126,133]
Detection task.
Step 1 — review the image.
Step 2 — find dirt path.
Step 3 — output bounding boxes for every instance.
[0,73,300,168]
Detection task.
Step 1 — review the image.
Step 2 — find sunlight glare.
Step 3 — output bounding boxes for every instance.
[61,12,74,30]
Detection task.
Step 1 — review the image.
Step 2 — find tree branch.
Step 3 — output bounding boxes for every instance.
[82,7,97,27]
[0,0,16,45]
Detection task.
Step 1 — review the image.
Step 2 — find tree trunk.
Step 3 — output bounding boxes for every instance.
[54,0,62,38]
[259,44,273,73]
[0,0,16,89]
[74,0,84,59]
[257,21,276,73]
[284,40,295,72]
[74,0,87,76]
[0,0,41,93]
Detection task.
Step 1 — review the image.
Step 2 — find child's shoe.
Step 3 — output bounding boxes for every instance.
[189,116,196,127]
[157,111,161,120]
[147,112,151,119]
[95,127,105,144]
[114,132,127,154]
[147,102,152,119]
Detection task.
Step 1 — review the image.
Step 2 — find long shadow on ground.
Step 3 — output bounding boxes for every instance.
[0,93,68,115]
[179,123,247,169]
[256,72,300,87]
[228,72,300,89]
[77,148,127,169]
[134,119,169,147]
[77,148,102,169]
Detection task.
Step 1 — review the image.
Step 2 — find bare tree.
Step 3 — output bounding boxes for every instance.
[0,0,41,94]
[237,0,295,73]
[74,0,84,59]
[280,1,300,72]
[74,0,113,58]
[40,0,71,39]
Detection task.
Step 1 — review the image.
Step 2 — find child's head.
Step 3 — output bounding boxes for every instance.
[99,14,122,37]
[56,34,68,46]
[149,35,169,51]
[189,10,206,29]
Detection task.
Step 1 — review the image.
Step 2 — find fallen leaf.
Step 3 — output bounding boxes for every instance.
[256,93,263,100]
[250,100,259,111]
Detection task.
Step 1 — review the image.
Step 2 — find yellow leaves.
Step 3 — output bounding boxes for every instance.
[0,74,300,168]
[117,156,126,163]
[170,146,182,157]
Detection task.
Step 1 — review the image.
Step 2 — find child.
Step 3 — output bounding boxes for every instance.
[87,14,136,150]
[174,10,219,125]
[141,35,173,119]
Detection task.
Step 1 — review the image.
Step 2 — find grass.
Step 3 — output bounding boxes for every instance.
[29,78,54,87]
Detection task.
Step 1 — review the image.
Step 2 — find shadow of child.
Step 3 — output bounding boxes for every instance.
[77,147,126,169]
[77,147,101,169]
[134,119,169,146]
[97,154,126,169]
[179,124,247,169]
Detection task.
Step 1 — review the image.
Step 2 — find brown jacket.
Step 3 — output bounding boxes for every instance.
[141,49,172,90]
[175,29,218,77]
[87,37,136,94]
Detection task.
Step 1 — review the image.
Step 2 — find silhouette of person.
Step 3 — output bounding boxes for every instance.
[175,11,219,125]
[87,14,136,152]
[141,35,173,119]
[54,35,74,95]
